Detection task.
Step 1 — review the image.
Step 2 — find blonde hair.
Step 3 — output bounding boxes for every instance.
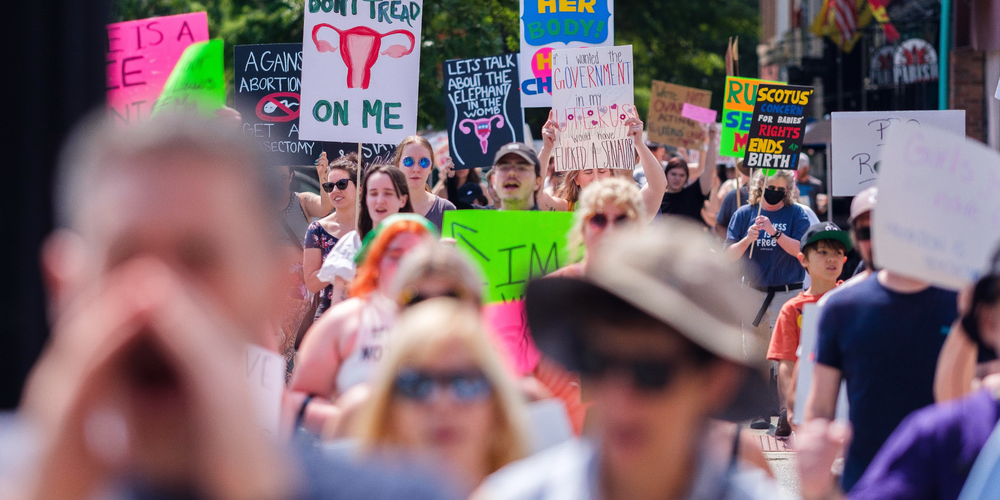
[354,298,529,473]
[748,169,798,206]
[567,177,645,261]
[390,242,485,307]
[555,169,627,204]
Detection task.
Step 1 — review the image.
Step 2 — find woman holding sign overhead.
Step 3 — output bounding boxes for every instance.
[394,135,455,231]
[659,123,720,225]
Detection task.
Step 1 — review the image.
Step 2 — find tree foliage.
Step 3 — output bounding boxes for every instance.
[112,0,758,132]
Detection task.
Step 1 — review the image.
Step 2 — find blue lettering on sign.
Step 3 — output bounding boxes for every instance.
[522,77,552,95]
[521,0,611,45]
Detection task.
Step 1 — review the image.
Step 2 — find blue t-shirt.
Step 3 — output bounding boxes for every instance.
[849,389,1000,500]
[725,203,810,287]
[716,185,749,230]
[815,275,958,493]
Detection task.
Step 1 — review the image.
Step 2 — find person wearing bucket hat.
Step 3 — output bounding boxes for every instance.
[766,222,851,437]
[477,219,779,500]
[290,214,437,435]
[847,186,877,279]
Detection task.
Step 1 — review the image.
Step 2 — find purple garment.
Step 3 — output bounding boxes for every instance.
[849,389,1000,500]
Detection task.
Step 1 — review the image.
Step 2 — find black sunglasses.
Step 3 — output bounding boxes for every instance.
[322,178,351,193]
[401,289,462,306]
[588,213,632,229]
[578,350,683,391]
[394,369,493,403]
[854,226,871,242]
[765,186,787,193]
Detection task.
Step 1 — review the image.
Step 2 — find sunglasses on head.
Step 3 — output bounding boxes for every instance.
[394,369,493,403]
[402,156,431,169]
[578,349,683,392]
[588,213,631,229]
[854,226,871,242]
[322,178,351,192]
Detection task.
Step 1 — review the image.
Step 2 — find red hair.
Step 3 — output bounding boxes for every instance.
[350,220,432,299]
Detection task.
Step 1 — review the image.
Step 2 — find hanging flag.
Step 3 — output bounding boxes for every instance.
[866,0,900,42]
[811,0,874,53]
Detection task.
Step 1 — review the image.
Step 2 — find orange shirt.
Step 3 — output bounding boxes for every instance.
[766,284,840,362]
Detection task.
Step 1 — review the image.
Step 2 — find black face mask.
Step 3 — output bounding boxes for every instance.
[763,188,785,205]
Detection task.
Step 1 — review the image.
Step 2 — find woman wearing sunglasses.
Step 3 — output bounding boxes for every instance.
[291,215,437,434]
[354,298,529,494]
[394,136,455,232]
[303,155,358,320]
[548,178,645,279]
[318,165,415,308]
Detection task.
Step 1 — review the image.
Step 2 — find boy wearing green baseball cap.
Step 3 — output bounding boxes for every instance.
[767,222,852,437]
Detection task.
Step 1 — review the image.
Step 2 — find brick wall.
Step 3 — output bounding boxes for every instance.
[950,47,985,141]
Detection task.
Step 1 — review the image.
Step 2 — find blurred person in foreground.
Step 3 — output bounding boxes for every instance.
[477,219,779,500]
[16,114,450,500]
[290,215,436,434]
[353,298,530,495]
[798,255,1000,500]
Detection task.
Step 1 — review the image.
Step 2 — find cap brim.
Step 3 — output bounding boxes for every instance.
[494,151,537,167]
[805,230,854,253]
[525,277,772,422]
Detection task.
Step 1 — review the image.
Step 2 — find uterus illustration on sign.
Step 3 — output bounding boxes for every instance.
[311,24,415,89]
[460,115,505,154]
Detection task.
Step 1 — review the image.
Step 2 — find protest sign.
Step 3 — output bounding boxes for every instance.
[106,12,210,124]
[646,81,712,149]
[245,344,284,438]
[550,45,636,171]
[234,44,394,166]
[482,300,541,376]
[150,39,226,117]
[830,110,965,196]
[681,103,717,124]
[443,210,573,303]
[742,84,813,170]
[518,0,614,108]
[873,125,1000,290]
[793,303,849,425]
[445,54,525,169]
[299,0,422,144]
[720,76,781,158]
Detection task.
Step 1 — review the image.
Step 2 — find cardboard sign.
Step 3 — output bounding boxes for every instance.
[874,125,1000,290]
[150,39,226,117]
[299,0,422,144]
[443,210,573,303]
[830,110,965,196]
[550,45,636,171]
[245,344,285,438]
[517,0,614,108]
[445,54,525,170]
[646,81,712,149]
[106,12,210,124]
[720,76,781,158]
[743,84,813,170]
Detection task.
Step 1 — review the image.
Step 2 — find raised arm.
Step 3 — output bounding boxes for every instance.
[698,124,720,196]
[299,152,334,218]
[537,110,556,171]
[629,117,666,224]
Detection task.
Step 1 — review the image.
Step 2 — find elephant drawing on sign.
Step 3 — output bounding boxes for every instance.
[311,24,415,89]
[459,115,505,154]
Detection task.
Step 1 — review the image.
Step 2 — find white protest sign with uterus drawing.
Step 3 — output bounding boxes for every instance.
[551,45,635,171]
[830,110,964,196]
[874,125,1000,290]
[299,0,422,144]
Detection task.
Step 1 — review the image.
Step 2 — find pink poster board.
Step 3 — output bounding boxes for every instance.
[681,102,717,124]
[106,12,209,124]
[482,300,541,377]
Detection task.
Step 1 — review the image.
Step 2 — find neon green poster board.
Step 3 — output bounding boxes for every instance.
[151,38,226,117]
[720,76,782,158]
[443,210,574,303]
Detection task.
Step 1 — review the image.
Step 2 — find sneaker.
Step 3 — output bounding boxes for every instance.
[749,417,770,430]
[775,409,792,437]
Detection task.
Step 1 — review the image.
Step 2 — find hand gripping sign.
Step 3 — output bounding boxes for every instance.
[300,0,422,144]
